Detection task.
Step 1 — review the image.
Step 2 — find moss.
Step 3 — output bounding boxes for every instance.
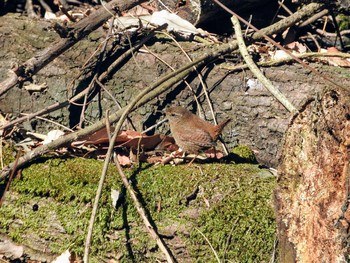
[0,156,276,262]
[337,14,350,31]
[229,144,258,163]
[1,141,16,165]
[188,165,276,262]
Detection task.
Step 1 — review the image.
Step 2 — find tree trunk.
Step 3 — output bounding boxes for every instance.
[275,87,350,262]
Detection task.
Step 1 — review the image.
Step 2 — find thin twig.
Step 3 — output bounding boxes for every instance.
[78,76,97,128]
[105,110,112,141]
[277,1,293,16]
[196,228,221,263]
[141,119,167,134]
[222,218,239,262]
[329,9,345,50]
[232,15,297,113]
[114,158,175,262]
[316,28,350,37]
[38,0,53,13]
[84,67,176,262]
[0,151,21,207]
[140,45,203,116]
[221,52,350,71]
[95,79,136,131]
[79,18,115,128]
[298,9,329,28]
[306,32,321,51]
[269,236,278,263]
[20,114,73,132]
[270,0,286,25]
[214,0,343,90]
[59,5,76,22]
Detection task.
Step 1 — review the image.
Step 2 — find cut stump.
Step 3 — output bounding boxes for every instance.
[275,87,350,262]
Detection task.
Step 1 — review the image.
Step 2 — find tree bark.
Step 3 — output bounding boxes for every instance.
[275,87,350,262]
[0,0,145,96]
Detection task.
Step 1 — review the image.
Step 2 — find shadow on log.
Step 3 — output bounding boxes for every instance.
[275,87,350,262]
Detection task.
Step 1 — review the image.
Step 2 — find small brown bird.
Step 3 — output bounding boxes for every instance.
[165,106,231,154]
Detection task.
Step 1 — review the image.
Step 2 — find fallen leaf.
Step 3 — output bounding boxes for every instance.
[155,136,178,151]
[321,47,350,67]
[118,134,164,150]
[270,50,291,60]
[285,41,307,53]
[82,128,175,151]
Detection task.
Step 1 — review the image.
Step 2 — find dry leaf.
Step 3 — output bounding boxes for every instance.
[285,41,307,53]
[320,47,350,67]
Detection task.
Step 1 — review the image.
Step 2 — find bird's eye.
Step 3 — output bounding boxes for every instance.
[170,113,177,117]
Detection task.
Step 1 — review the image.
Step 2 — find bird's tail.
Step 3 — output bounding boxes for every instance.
[212,118,231,141]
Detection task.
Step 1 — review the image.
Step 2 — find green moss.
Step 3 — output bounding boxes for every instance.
[189,165,276,262]
[337,14,350,31]
[229,144,258,163]
[1,141,16,165]
[0,156,276,262]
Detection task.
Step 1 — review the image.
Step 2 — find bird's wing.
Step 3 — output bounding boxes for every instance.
[177,128,214,148]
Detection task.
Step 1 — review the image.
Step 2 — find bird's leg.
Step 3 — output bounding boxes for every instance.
[187,155,197,166]
[161,148,185,165]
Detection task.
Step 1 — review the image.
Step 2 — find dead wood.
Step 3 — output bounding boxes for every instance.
[0,0,145,97]
[232,15,297,113]
[275,87,350,262]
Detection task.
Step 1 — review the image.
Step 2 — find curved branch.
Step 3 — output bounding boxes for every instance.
[232,15,297,113]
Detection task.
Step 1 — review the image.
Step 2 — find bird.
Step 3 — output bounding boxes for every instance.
[165,106,231,154]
